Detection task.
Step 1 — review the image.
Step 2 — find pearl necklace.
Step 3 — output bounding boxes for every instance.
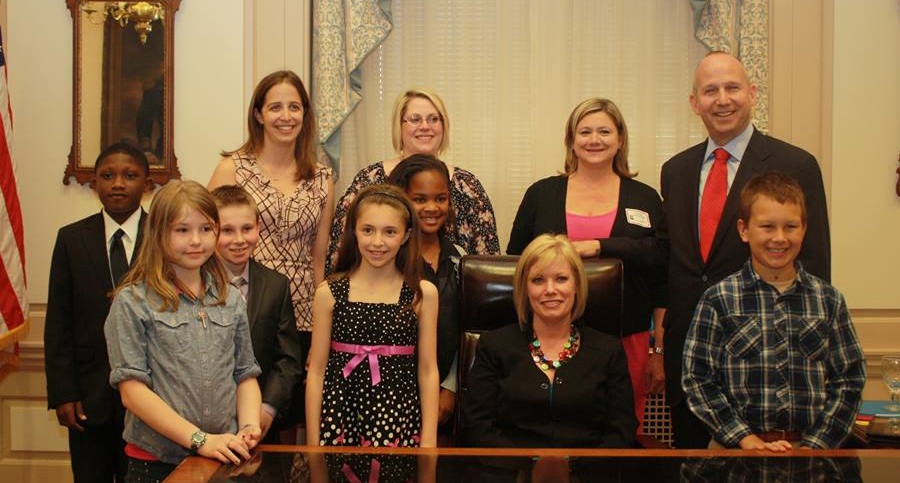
[529,325,579,371]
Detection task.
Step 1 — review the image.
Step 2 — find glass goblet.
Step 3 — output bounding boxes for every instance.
[881,355,900,412]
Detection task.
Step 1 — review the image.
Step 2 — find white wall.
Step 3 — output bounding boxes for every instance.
[831,0,900,311]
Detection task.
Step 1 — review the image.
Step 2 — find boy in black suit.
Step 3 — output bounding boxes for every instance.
[211,185,305,443]
[45,142,151,482]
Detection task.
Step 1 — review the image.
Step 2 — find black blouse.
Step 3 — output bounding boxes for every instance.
[462,323,637,448]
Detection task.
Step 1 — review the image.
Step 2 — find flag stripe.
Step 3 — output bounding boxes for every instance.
[0,25,27,359]
[0,255,25,335]
[0,102,25,269]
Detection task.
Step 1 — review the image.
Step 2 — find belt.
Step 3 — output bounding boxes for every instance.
[331,341,415,386]
[758,430,803,443]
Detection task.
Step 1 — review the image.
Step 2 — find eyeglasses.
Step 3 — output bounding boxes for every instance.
[402,114,442,127]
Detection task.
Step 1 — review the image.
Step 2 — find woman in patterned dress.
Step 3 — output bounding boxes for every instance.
[208,70,334,360]
[326,89,500,273]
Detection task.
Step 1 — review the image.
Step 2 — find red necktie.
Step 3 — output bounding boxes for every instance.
[699,148,729,262]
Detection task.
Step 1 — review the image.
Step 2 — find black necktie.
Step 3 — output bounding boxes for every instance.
[110,229,129,285]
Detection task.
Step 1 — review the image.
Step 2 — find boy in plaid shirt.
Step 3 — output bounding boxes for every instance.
[682,172,865,451]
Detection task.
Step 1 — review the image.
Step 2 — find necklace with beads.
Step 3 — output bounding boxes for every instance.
[530,325,579,371]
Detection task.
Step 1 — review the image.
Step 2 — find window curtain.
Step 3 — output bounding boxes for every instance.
[312,0,393,177]
[691,0,769,132]
[326,0,756,249]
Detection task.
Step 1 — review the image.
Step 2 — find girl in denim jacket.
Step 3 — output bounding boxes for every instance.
[105,180,262,482]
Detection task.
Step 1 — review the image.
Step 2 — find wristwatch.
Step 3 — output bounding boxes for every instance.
[189,430,207,454]
[649,346,664,356]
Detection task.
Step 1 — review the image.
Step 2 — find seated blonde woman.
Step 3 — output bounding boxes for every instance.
[462,234,636,448]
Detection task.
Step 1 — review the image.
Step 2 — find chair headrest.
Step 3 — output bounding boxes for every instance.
[460,255,623,336]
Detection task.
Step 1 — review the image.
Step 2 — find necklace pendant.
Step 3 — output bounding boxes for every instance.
[198,308,208,329]
[540,363,549,371]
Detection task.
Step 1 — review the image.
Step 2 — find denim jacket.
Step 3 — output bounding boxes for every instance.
[105,275,261,464]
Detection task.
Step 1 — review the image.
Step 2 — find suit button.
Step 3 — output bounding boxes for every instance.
[701,275,708,282]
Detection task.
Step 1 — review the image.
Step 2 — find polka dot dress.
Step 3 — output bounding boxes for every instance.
[319,277,422,447]
[325,454,416,482]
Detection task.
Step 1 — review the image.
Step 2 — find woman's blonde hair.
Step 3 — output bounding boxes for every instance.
[564,98,635,178]
[120,180,229,311]
[391,89,450,155]
[512,234,588,328]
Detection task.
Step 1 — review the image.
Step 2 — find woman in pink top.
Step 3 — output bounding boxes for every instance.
[507,98,666,432]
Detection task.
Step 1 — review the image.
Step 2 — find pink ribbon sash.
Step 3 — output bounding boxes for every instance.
[331,341,415,386]
[341,459,381,483]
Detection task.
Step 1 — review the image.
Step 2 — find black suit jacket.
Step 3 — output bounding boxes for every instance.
[659,128,831,405]
[507,175,666,336]
[44,211,145,424]
[246,259,305,424]
[462,323,637,448]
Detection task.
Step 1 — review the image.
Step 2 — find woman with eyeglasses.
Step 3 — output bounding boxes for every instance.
[327,89,500,274]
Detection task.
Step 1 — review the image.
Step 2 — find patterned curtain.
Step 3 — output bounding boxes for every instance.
[690,0,769,133]
[312,0,393,177]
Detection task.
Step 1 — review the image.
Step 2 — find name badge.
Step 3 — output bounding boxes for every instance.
[625,209,651,228]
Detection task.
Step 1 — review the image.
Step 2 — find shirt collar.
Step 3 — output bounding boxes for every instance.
[102,208,142,245]
[227,263,251,284]
[703,123,755,164]
[738,258,811,292]
[437,235,462,264]
[174,271,220,300]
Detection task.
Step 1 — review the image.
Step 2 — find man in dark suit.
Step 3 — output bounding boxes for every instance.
[659,52,831,448]
[211,185,305,443]
[45,142,151,482]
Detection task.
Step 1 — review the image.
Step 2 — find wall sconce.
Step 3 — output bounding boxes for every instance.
[82,1,165,44]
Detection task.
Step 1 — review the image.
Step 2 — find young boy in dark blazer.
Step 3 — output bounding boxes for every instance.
[45,142,151,482]
[211,185,305,443]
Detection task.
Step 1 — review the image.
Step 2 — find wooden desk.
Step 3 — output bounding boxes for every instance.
[166,446,900,482]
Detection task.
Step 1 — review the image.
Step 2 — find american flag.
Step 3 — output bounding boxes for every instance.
[0,25,28,374]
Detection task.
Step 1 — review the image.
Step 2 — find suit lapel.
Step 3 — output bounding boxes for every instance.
[132,210,147,268]
[685,143,705,263]
[246,260,265,328]
[709,129,769,259]
[82,213,114,292]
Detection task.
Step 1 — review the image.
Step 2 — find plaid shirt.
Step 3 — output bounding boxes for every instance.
[680,455,862,483]
[682,261,866,448]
